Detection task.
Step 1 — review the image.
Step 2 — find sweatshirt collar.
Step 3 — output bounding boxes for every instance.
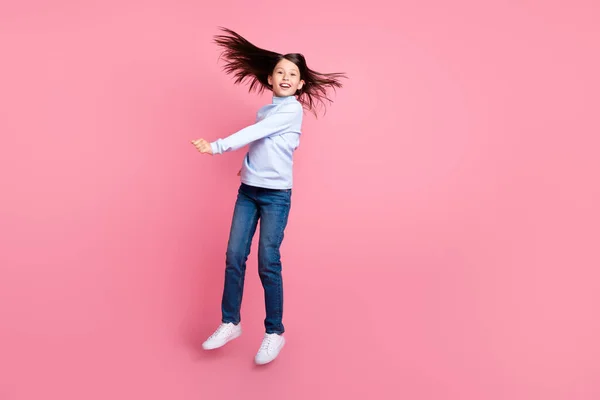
[272,95,296,105]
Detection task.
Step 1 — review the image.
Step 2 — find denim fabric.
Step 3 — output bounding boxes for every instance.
[221,183,291,334]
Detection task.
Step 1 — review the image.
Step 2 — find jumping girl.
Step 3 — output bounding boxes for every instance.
[191,27,345,365]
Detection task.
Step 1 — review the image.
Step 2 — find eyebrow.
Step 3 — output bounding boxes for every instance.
[275,67,299,73]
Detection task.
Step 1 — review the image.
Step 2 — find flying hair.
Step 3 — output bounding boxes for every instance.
[213,27,347,117]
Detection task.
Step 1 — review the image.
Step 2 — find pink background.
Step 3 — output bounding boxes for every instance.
[1,1,599,399]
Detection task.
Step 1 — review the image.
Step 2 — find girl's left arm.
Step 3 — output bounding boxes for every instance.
[210,103,301,155]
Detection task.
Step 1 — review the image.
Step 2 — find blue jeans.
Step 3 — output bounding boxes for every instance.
[221,183,291,334]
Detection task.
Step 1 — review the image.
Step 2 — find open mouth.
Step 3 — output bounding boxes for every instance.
[280,83,291,89]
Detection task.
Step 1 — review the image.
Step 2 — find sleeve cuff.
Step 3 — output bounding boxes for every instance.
[210,141,220,155]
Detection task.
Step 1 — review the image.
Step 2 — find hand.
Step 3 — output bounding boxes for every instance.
[191,139,213,155]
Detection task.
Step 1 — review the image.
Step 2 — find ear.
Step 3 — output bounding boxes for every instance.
[298,79,305,90]
[268,75,273,86]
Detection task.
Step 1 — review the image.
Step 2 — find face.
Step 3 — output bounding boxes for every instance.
[268,58,304,97]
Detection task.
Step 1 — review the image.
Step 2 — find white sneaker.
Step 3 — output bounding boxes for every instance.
[202,322,242,350]
[254,333,285,365]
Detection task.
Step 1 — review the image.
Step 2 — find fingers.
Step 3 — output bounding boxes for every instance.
[191,139,206,147]
[191,139,212,154]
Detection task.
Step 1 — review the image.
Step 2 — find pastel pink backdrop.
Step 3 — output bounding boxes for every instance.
[1,1,599,399]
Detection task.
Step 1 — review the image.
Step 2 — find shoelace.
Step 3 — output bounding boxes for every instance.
[210,323,231,339]
[259,334,275,351]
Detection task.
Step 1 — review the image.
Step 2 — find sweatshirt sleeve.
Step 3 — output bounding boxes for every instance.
[210,102,301,155]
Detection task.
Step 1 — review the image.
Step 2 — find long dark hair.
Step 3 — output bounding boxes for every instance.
[213,27,347,116]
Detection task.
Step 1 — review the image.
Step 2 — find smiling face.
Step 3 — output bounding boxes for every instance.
[268,58,305,97]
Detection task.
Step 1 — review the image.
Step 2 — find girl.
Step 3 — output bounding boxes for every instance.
[191,28,345,365]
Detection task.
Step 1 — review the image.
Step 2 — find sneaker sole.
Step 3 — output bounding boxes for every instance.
[202,329,242,350]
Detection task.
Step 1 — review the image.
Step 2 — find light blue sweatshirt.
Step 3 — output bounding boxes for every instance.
[210,95,303,190]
